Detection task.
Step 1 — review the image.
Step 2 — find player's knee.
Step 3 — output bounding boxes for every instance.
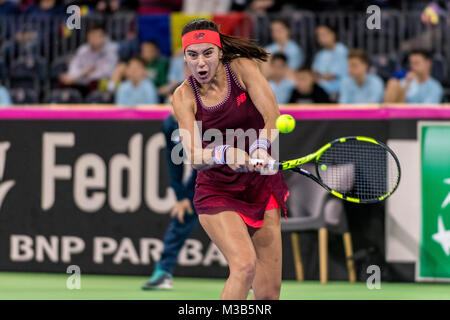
[230,256,256,283]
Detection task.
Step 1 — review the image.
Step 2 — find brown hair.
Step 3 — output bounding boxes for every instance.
[181,19,269,62]
[348,49,369,65]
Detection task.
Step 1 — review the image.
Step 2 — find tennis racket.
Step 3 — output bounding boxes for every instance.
[251,136,401,204]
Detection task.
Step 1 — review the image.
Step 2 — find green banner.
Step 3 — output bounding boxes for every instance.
[419,123,450,281]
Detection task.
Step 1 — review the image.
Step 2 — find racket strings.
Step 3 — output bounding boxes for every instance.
[317,140,399,201]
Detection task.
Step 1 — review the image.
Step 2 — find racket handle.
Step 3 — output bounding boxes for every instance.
[250,158,280,170]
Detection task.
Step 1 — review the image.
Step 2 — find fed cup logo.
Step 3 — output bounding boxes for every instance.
[0,142,15,210]
[194,32,206,40]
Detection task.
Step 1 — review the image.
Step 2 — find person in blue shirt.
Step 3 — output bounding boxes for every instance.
[0,83,12,107]
[268,52,295,105]
[384,49,443,104]
[115,56,159,107]
[142,89,198,290]
[312,24,348,99]
[339,49,384,104]
[264,18,303,70]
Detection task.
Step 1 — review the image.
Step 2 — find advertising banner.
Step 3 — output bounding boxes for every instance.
[0,108,446,281]
[418,122,450,281]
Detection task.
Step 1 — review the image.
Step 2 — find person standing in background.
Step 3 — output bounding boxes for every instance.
[142,87,198,290]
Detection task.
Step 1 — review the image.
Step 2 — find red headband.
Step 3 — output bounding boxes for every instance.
[182,29,222,52]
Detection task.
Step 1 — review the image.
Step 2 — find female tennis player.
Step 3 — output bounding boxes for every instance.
[172,19,289,300]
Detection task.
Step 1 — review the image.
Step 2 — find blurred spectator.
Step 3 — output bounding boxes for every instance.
[384,50,443,103]
[267,52,295,105]
[264,18,303,70]
[115,56,158,107]
[3,0,65,63]
[59,22,118,96]
[289,67,330,104]
[248,0,282,13]
[141,41,169,93]
[109,41,168,100]
[183,0,231,13]
[158,48,188,99]
[339,49,384,104]
[0,0,18,15]
[0,82,12,107]
[94,0,139,15]
[24,0,65,15]
[312,24,348,98]
[138,0,182,14]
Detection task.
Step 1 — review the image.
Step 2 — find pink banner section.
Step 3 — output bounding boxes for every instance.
[0,105,449,120]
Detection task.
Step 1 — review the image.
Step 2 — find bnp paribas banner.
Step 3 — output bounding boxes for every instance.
[418,122,450,281]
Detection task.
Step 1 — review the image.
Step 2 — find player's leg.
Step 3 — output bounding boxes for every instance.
[198,211,257,300]
[250,208,282,300]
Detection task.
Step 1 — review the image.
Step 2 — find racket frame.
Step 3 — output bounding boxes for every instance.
[276,136,402,204]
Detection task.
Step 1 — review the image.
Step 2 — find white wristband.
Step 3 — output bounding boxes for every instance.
[249,138,271,156]
[213,145,231,165]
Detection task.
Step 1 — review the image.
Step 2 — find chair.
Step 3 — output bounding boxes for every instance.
[0,59,7,86]
[281,163,356,284]
[49,55,71,87]
[45,88,83,104]
[9,56,46,92]
[369,54,400,81]
[9,88,39,104]
[85,90,114,104]
[431,54,448,86]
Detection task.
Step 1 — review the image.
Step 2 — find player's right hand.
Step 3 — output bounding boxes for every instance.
[225,147,256,172]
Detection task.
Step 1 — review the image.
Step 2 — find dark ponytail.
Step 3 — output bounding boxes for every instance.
[181,19,269,62]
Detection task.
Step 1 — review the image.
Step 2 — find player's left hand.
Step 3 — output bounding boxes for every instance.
[250,148,277,175]
[170,198,193,224]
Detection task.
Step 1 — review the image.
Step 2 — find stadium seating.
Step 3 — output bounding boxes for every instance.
[8,87,39,104]
[45,88,84,104]
[85,90,114,104]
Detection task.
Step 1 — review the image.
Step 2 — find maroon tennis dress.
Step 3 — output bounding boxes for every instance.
[188,60,289,228]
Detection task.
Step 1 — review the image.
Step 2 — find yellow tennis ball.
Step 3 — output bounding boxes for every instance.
[276,114,296,133]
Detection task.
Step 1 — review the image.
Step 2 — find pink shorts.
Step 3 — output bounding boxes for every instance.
[237,193,281,229]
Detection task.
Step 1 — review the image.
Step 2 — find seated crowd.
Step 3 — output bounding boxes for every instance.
[0,17,446,107]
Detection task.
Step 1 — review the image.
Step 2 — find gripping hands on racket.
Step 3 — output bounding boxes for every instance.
[225,147,275,173]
